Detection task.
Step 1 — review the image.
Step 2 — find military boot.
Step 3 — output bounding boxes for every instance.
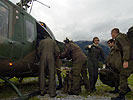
[90,87,97,93]
[109,87,119,94]
[125,86,131,94]
[68,91,79,95]
[56,80,63,90]
[40,91,46,96]
[50,94,57,98]
[111,94,125,100]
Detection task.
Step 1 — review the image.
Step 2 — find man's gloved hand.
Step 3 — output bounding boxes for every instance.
[88,45,92,48]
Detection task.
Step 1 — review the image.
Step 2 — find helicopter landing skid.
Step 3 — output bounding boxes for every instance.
[0,76,28,100]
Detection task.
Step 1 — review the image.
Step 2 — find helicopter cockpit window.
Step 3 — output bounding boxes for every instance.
[26,20,35,42]
[0,1,8,37]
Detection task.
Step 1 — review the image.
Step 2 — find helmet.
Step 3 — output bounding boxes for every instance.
[63,37,70,43]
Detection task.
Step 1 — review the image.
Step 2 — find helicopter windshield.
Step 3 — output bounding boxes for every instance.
[45,25,55,40]
[0,1,8,38]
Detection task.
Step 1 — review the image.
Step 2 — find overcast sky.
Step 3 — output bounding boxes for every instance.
[12,0,133,41]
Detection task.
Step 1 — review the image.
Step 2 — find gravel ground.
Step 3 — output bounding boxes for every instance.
[1,76,132,100]
[37,90,112,100]
[2,87,130,100]
[37,95,111,100]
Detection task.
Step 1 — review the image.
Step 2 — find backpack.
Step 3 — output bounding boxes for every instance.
[127,26,133,46]
[127,26,133,59]
[99,68,119,87]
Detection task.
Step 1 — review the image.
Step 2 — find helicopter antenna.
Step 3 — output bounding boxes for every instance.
[34,0,50,8]
[16,0,50,12]
[29,0,34,13]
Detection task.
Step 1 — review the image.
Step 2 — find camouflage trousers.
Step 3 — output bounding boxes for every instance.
[70,60,90,94]
[119,60,133,94]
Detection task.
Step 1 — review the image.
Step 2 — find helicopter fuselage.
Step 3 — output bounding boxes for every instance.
[0,0,55,78]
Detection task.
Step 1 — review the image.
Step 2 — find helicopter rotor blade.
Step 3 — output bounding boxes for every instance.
[34,0,50,8]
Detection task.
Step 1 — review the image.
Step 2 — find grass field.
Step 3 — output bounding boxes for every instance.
[0,75,132,100]
[79,74,133,100]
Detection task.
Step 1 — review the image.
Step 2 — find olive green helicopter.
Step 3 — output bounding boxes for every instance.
[0,0,62,78]
[0,0,65,99]
[0,0,65,87]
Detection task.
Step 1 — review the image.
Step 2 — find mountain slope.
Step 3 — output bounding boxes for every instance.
[75,41,110,57]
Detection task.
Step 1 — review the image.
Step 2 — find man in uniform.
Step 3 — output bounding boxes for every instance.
[85,37,105,92]
[99,39,120,93]
[38,36,60,97]
[111,28,132,100]
[59,38,90,95]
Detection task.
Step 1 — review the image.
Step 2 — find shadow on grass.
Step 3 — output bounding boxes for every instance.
[0,77,39,99]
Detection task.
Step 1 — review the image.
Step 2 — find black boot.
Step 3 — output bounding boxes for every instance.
[90,87,97,93]
[56,84,63,90]
[111,94,125,100]
[50,94,57,98]
[125,86,131,94]
[40,91,46,96]
[109,87,119,94]
[56,80,63,90]
[68,91,79,95]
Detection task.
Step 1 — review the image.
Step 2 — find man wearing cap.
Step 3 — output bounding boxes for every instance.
[59,38,90,95]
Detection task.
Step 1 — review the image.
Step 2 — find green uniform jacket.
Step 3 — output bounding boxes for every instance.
[60,42,87,63]
[106,45,122,72]
[85,44,105,63]
[115,33,131,61]
[38,37,60,58]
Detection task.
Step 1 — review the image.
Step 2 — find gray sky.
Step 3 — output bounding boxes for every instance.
[12,0,133,41]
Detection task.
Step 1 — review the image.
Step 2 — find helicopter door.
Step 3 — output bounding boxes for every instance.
[0,1,12,59]
[11,8,24,60]
[21,16,36,63]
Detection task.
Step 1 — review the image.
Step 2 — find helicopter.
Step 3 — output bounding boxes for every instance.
[0,0,64,79]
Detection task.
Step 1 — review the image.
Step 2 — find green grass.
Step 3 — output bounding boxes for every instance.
[87,74,133,100]
[0,77,39,99]
[78,74,133,100]
[56,95,67,98]
[0,75,132,100]
[126,74,133,100]
[128,74,133,86]
[79,90,90,98]
[29,97,40,100]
